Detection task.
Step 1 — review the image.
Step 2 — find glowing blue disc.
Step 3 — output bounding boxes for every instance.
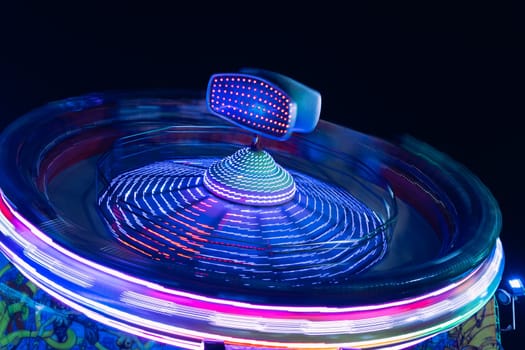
[98,158,388,286]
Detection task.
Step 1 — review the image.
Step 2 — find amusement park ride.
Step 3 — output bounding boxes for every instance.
[0,67,520,349]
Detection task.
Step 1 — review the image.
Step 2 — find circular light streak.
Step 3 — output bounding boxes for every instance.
[0,192,504,349]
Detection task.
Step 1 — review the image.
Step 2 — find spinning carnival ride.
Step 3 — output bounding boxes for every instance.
[0,70,504,349]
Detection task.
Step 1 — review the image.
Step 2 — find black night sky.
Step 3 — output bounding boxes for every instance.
[1,2,524,349]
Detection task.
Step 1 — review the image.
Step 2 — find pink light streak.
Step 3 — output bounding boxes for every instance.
[0,190,504,349]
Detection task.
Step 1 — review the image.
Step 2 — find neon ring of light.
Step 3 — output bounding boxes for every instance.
[0,90,503,349]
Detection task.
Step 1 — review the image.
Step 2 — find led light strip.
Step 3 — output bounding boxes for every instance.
[202,147,297,206]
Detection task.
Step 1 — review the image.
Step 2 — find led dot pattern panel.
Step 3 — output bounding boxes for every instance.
[207,74,295,140]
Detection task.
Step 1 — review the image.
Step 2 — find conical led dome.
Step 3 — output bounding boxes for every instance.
[203,147,296,206]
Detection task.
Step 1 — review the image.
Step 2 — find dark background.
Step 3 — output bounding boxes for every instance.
[1,2,523,348]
